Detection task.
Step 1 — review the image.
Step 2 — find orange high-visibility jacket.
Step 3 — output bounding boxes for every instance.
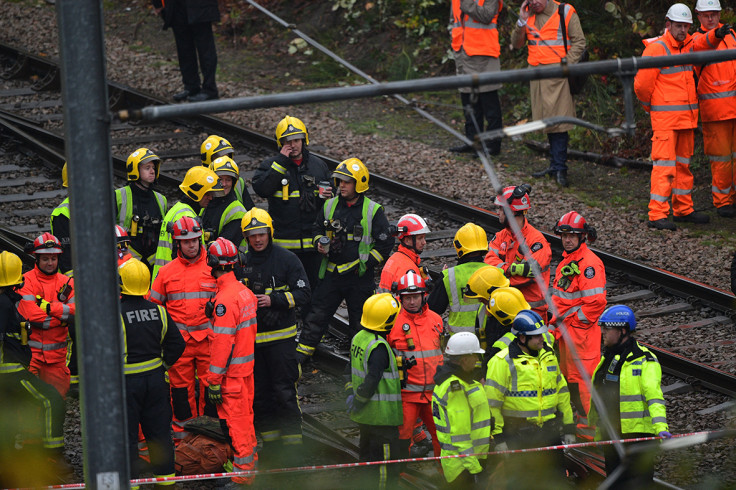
[485,221,551,312]
[634,30,698,130]
[388,304,444,403]
[692,26,736,122]
[526,1,575,65]
[550,243,606,354]
[18,268,75,365]
[206,272,257,385]
[149,251,216,343]
[450,0,502,57]
[378,244,421,293]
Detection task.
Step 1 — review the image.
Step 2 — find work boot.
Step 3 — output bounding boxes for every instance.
[532,167,555,178]
[717,205,735,218]
[673,211,710,224]
[556,170,569,187]
[188,92,218,103]
[173,90,195,102]
[449,144,475,154]
[647,218,676,230]
[410,437,433,458]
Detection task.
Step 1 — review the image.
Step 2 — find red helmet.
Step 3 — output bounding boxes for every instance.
[394,271,427,296]
[397,214,430,240]
[207,237,239,267]
[554,211,597,242]
[115,225,131,248]
[494,185,531,212]
[31,233,62,254]
[171,216,202,240]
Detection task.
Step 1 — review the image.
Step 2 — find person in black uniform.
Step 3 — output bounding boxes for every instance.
[49,163,72,275]
[296,158,394,364]
[235,208,310,466]
[0,251,72,485]
[201,156,247,247]
[118,258,185,483]
[152,0,220,102]
[252,115,332,298]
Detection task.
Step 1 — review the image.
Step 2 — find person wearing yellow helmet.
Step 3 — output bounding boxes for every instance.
[253,116,332,297]
[296,158,394,364]
[49,162,72,274]
[115,148,168,269]
[200,135,255,209]
[201,156,247,248]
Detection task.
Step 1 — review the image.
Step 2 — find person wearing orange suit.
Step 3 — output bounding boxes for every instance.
[513,0,586,187]
[448,0,503,155]
[205,238,258,487]
[549,212,606,437]
[692,0,736,218]
[635,4,710,230]
[149,216,218,442]
[378,214,430,293]
[387,271,443,461]
[17,233,75,397]
[484,185,551,319]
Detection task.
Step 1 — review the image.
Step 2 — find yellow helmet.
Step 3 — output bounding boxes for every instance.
[118,258,151,296]
[275,116,309,148]
[333,158,369,194]
[200,135,234,166]
[453,223,488,258]
[487,287,530,326]
[62,162,68,188]
[463,266,510,301]
[0,251,23,288]
[210,156,240,181]
[179,166,224,202]
[241,207,274,237]
[361,293,401,332]
[126,148,161,182]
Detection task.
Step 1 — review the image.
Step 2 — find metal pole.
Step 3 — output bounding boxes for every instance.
[121,49,736,121]
[56,0,129,488]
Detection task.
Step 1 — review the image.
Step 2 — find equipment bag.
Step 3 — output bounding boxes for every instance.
[559,3,589,95]
[175,433,233,475]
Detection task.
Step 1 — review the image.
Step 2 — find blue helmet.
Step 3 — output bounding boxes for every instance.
[599,305,636,332]
[511,309,548,336]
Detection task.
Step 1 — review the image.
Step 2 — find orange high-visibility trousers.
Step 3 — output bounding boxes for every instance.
[649,129,695,221]
[218,375,257,485]
[703,119,736,208]
[168,336,211,440]
[29,358,70,398]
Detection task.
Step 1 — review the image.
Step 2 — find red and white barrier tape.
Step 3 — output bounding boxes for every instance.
[14,429,734,489]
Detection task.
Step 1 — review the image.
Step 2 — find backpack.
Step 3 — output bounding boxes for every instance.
[175,434,233,475]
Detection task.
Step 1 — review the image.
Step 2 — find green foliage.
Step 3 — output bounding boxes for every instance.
[331,0,447,40]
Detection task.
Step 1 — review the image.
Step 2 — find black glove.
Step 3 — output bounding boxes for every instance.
[716,24,733,39]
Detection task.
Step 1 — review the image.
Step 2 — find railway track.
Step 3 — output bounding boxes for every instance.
[2,42,735,487]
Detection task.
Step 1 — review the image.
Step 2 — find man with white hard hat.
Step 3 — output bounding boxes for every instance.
[692,0,736,218]
[635,4,709,230]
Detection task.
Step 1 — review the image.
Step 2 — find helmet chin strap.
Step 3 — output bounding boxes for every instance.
[402,236,420,254]
[518,334,539,356]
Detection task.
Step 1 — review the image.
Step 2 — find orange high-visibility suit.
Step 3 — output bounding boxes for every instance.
[635,30,699,221]
[206,271,258,485]
[550,242,606,426]
[149,250,216,441]
[693,27,736,210]
[17,267,75,397]
[387,303,444,457]
[378,244,422,293]
[485,221,551,318]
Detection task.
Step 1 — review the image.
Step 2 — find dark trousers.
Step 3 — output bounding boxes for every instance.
[0,369,65,451]
[358,424,399,489]
[295,250,322,319]
[125,368,175,478]
[171,3,218,97]
[253,340,302,444]
[548,131,569,171]
[299,272,375,352]
[495,419,567,488]
[602,432,657,489]
[461,91,503,154]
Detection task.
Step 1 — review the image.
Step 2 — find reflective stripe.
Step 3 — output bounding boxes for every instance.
[502,407,556,418]
[230,354,255,365]
[395,348,442,359]
[256,325,297,343]
[647,398,665,406]
[273,237,314,250]
[234,454,255,465]
[28,341,67,351]
[370,393,402,402]
[552,286,606,300]
[174,320,212,332]
[676,156,691,165]
[671,188,691,195]
[660,65,692,74]
[653,160,676,167]
[167,291,214,301]
[296,343,315,355]
[528,299,547,308]
[273,190,300,198]
[713,184,733,194]
[621,410,649,419]
[650,103,699,112]
[124,358,163,375]
[651,416,667,424]
[0,363,26,373]
[404,383,434,392]
[270,162,286,174]
[650,193,669,202]
[707,154,732,162]
[699,90,736,100]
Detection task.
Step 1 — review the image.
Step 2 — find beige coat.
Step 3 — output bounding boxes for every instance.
[511,0,586,133]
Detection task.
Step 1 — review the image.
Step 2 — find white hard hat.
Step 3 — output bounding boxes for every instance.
[445,332,485,356]
[666,3,693,23]
[695,0,721,12]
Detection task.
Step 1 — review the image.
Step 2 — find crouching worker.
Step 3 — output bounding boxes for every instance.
[119,258,185,484]
[347,293,403,489]
[432,332,490,486]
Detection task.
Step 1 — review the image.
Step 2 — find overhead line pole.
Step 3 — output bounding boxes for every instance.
[121,49,736,121]
[56,0,129,488]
